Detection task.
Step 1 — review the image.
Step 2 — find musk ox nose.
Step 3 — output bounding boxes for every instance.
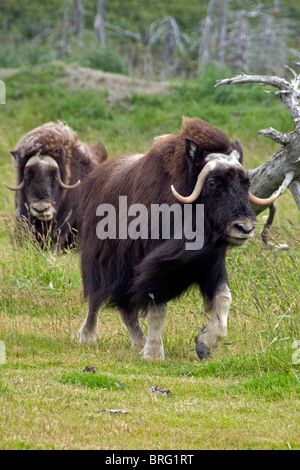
[234,221,256,235]
[30,202,54,221]
[226,219,257,245]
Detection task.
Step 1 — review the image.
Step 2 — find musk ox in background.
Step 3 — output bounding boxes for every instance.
[78,117,280,360]
[5,121,107,249]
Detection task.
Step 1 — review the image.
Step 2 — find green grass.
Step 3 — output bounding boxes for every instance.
[60,370,122,390]
[0,63,299,450]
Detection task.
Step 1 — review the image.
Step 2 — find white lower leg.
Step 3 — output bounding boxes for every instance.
[142,304,167,360]
[78,310,99,344]
[196,284,231,352]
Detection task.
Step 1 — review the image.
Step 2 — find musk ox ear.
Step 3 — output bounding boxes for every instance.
[10,150,20,160]
[185,138,202,167]
[233,139,243,164]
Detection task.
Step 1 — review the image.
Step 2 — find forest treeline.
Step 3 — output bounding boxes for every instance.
[1,0,300,78]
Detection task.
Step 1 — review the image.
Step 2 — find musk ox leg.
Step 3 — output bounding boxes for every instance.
[78,297,101,344]
[195,284,231,359]
[118,309,146,350]
[140,304,167,360]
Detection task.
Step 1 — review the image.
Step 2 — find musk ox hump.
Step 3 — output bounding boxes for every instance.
[181,117,232,153]
[157,117,237,178]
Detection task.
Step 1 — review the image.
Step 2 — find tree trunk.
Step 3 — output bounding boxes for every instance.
[199,0,216,65]
[215,65,300,247]
[234,11,248,70]
[74,0,84,37]
[62,0,70,57]
[95,0,106,48]
[217,0,229,64]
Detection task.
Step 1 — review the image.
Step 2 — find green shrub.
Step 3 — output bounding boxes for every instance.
[0,41,56,68]
[72,47,127,74]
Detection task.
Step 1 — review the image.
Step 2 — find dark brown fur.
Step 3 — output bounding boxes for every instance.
[10,121,107,249]
[79,117,254,311]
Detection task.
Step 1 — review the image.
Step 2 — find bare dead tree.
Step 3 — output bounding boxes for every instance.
[95,0,106,48]
[199,0,216,64]
[163,19,176,73]
[233,11,248,70]
[61,0,70,57]
[216,0,229,64]
[261,15,274,74]
[74,0,84,37]
[215,64,300,248]
[147,17,189,78]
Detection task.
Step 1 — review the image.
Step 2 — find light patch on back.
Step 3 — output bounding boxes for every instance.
[110,153,145,179]
[205,150,242,167]
[153,134,171,143]
[122,153,144,168]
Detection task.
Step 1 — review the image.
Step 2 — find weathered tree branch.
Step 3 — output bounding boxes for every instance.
[215,65,300,247]
[257,127,290,145]
[289,180,300,210]
[215,66,300,130]
[261,203,289,251]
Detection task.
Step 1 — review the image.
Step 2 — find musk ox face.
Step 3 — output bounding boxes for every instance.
[22,155,61,222]
[6,151,80,223]
[199,164,257,246]
[170,137,280,247]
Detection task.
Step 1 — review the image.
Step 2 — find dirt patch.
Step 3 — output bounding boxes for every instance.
[0,65,170,104]
[0,69,18,79]
[60,65,170,104]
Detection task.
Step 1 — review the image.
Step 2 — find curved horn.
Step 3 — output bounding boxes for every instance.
[248,186,281,205]
[4,180,25,191]
[58,176,81,190]
[171,160,217,203]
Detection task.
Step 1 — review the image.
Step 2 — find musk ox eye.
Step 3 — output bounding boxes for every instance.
[207,179,216,189]
[240,173,250,186]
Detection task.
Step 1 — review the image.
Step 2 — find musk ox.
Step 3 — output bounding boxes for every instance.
[5,121,107,249]
[78,117,280,360]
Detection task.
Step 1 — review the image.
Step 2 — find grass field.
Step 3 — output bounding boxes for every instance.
[0,64,299,450]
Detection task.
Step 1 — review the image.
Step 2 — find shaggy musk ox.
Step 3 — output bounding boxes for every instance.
[78,117,280,360]
[5,122,107,249]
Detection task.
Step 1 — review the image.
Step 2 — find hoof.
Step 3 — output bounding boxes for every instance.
[78,326,99,344]
[131,337,146,351]
[195,341,211,360]
[139,346,165,361]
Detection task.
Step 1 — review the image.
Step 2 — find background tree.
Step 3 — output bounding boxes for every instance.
[216,63,300,248]
[94,0,106,48]
[73,0,84,38]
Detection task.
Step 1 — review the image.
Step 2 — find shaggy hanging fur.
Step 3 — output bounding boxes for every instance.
[9,121,107,249]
